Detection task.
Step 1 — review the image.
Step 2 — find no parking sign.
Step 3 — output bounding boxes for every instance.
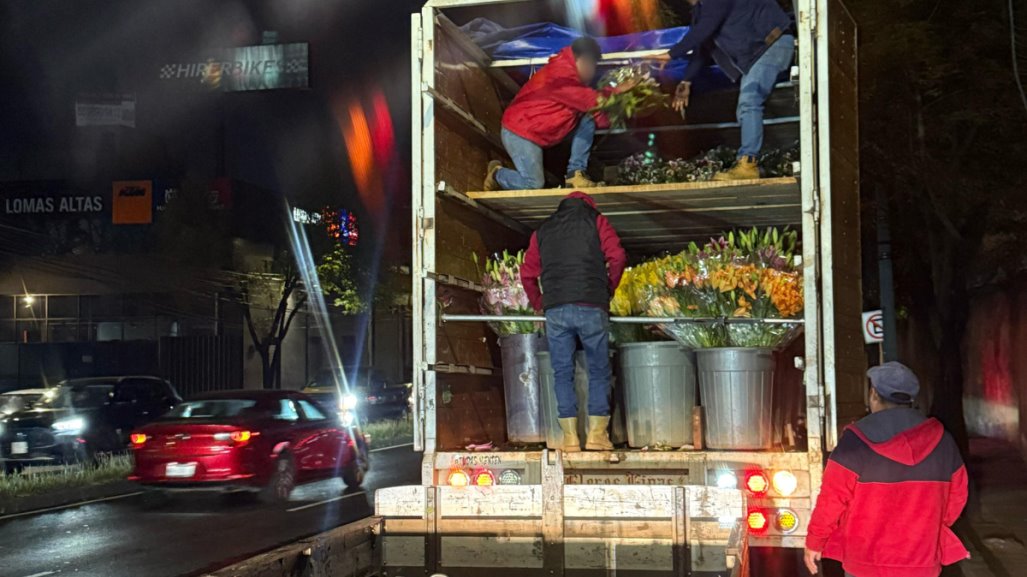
[862,310,884,344]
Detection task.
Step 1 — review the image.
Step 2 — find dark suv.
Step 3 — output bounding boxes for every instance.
[0,376,180,469]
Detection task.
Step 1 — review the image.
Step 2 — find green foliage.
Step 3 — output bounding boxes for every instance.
[0,453,132,502]
[363,418,413,448]
[317,244,366,314]
[595,65,670,130]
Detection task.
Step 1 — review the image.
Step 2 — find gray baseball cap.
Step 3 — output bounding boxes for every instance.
[867,362,920,404]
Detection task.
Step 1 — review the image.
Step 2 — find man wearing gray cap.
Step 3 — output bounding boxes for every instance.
[804,362,970,577]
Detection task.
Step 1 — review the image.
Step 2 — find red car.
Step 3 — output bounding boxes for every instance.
[128,390,368,502]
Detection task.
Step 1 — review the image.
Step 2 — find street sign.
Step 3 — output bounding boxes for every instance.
[862,310,884,344]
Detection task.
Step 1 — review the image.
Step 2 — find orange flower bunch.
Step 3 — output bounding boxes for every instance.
[761,269,803,319]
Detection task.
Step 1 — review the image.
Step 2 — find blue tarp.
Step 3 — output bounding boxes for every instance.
[459,18,736,91]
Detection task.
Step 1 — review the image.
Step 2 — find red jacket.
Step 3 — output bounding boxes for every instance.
[502,47,611,148]
[806,409,970,577]
[521,191,626,312]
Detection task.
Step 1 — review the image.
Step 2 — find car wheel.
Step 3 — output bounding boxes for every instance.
[260,453,296,504]
[341,444,369,489]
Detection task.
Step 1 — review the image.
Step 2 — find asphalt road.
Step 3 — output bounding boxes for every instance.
[0,444,421,577]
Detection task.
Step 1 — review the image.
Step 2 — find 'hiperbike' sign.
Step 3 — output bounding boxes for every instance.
[159,43,308,92]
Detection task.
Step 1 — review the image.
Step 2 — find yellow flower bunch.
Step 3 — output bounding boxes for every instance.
[761,269,803,318]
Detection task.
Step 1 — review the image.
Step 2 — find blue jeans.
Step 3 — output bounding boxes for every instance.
[544,304,611,418]
[737,35,795,158]
[496,116,596,190]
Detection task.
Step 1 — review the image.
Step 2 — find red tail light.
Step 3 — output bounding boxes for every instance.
[747,510,769,533]
[230,430,252,444]
[130,433,147,446]
[745,471,769,496]
[472,469,495,486]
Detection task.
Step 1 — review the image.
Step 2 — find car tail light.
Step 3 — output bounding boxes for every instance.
[776,509,799,534]
[472,469,495,486]
[747,510,769,533]
[745,471,769,496]
[447,469,470,487]
[230,430,252,444]
[772,471,798,496]
[130,433,147,446]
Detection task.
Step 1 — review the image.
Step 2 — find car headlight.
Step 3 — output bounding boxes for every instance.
[52,417,86,434]
[340,394,358,411]
[338,411,355,427]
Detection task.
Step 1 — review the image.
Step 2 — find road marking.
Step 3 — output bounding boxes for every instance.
[370,442,414,453]
[22,572,56,577]
[287,490,366,513]
[0,491,143,521]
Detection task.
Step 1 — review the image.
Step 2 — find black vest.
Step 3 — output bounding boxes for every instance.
[537,198,609,310]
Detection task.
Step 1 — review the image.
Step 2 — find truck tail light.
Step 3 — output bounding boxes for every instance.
[130,433,147,446]
[745,471,769,496]
[447,469,470,487]
[772,471,798,496]
[747,509,769,533]
[472,469,495,486]
[776,509,799,533]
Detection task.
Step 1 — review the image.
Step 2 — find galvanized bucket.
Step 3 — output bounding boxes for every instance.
[619,342,697,448]
[696,348,775,450]
[499,333,547,444]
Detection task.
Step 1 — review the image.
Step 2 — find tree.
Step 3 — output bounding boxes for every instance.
[853,0,1027,449]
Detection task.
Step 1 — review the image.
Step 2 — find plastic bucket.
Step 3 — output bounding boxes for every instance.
[537,351,625,450]
[619,342,697,448]
[499,333,547,444]
[696,348,775,450]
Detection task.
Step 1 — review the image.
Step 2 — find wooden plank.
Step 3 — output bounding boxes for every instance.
[467,177,797,201]
[564,485,677,519]
[438,485,544,518]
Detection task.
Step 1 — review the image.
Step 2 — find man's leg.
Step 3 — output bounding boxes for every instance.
[545,305,580,419]
[567,115,596,176]
[736,35,796,159]
[576,306,614,450]
[496,128,545,190]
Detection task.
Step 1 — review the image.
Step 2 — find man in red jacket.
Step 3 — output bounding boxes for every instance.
[521,191,626,451]
[805,362,970,577]
[485,37,634,191]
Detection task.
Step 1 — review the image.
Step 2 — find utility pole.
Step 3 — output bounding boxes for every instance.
[876,186,899,361]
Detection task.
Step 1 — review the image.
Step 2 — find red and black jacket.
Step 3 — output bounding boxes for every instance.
[807,408,969,577]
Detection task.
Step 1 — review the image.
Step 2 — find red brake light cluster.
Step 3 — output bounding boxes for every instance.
[745,472,769,496]
[747,509,769,533]
[130,433,147,446]
[471,469,495,486]
[231,430,252,443]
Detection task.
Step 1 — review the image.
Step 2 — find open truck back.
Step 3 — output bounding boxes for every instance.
[377,0,864,574]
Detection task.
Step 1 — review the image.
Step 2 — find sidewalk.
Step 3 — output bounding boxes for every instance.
[955,437,1027,577]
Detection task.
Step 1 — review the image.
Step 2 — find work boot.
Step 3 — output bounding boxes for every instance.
[565,170,598,188]
[712,156,760,181]
[585,416,614,451]
[558,418,582,453]
[483,160,503,191]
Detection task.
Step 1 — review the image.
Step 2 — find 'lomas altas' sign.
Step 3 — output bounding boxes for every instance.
[4,195,104,214]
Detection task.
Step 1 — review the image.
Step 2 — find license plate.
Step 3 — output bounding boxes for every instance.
[10,441,28,455]
[165,462,197,478]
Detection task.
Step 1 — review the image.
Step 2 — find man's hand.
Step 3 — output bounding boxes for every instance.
[672,81,692,117]
[803,548,822,575]
[613,77,641,94]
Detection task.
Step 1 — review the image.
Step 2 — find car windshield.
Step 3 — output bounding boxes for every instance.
[47,384,115,409]
[164,399,259,420]
[0,393,42,414]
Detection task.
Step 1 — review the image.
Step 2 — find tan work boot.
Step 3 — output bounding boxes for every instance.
[565,170,597,188]
[585,416,614,451]
[558,418,582,453]
[483,160,503,191]
[712,156,760,181]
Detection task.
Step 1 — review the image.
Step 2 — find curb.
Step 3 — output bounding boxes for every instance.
[0,479,139,519]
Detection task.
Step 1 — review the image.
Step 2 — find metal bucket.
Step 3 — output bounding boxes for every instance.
[619,342,697,448]
[537,351,625,450]
[499,333,547,444]
[696,348,775,450]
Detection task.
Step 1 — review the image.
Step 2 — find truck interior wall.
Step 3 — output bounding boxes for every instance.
[432,21,529,449]
[824,0,866,433]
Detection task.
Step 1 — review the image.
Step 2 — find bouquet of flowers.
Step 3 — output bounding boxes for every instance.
[610,257,673,344]
[656,228,804,349]
[595,64,669,130]
[618,143,800,185]
[475,250,542,337]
